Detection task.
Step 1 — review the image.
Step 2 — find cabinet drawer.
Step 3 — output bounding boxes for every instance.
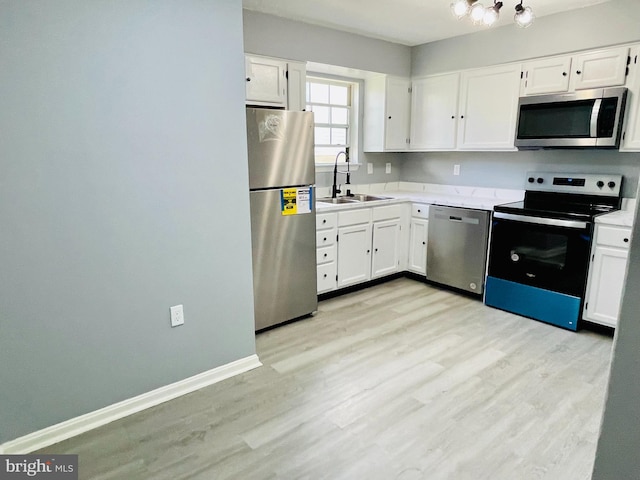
[317,245,336,265]
[316,228,336,248]
[317,262,337,293]
[597,225,631,249]
[372,204,403,222]
[338,208,371,227]
[316,212,337,230]
[411,204,429,219]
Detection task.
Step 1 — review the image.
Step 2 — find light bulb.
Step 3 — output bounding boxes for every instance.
[514,4,534,28]
[482,1,502,26]
[469,2,486,24]
[451,0,470,18]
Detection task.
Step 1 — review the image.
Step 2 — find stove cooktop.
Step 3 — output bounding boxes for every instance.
[494,172,623,222]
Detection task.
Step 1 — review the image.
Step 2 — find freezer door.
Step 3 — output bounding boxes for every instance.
[246,108,315,190]
[250,188,318,330]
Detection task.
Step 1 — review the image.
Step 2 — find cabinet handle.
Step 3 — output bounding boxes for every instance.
[322,219,327,224]
[375,248,378,252]
[460,115,465,119]
[323,273,327,278]
[422,241,426,245]
[576,70,582,75]
[246,77,251,82]
[624,238,629,243]
[388,116,392,119]
[417,209,421,213]
[562,72,567,76]
[323,237,327,241]
[451,116,455,119]
[323,253,328,258]
[367,249,370,254]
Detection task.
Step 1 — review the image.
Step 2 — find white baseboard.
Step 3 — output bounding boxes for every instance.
[0,354,262,454]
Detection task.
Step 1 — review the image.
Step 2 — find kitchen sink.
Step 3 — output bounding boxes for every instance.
[317,194,391,204]
[317,197,360,204]
[349,194,391,202]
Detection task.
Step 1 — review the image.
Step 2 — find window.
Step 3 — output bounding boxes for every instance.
[306,77,357,166]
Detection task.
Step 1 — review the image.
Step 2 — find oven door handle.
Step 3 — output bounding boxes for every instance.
[493,212,589,229]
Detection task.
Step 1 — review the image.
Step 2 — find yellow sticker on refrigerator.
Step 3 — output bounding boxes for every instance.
[281,187,313,215]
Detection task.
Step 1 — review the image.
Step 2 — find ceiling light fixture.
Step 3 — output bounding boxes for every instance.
[451,0,474,19]
[483,1,503,26]
[451,0,534,28]
[469,2,487,24]
[514,1,535,27]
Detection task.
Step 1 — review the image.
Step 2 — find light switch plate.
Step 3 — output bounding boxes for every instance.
[367,163,373,175]
[454,164,461,176]
[385,163,391,174]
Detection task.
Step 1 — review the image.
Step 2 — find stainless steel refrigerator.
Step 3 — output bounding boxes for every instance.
[246,107,317,331]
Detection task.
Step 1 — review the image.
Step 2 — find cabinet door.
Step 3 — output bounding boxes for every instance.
[584,245,628,327]
[384,77,411,151]
[371,220,401,279]
[621,47,640,151]
[337,223,372,287]
[571,46,630,91]
[287,61,306,111]
[457,65,521,150]
[522,56,572,95]
[408,218,428,275]
[245,55,287,106]
[410,73,460,150]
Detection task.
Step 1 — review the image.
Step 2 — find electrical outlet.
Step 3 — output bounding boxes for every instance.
[367,163,373,174]
[453,164,461,176]
[170,305,184,327]
[385,163,391,174]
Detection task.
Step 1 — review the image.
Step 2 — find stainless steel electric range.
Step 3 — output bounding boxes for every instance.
[485,172,623,331]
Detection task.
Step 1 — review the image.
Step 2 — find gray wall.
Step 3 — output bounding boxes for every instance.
[592,197,640,480]
[243,10,411,77]
[412,0,640,77]
[0,0,256,444]
[403,151,640,197]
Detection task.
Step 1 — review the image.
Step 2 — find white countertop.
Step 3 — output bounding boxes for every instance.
[316,181,524,212]
[596,198,637,228]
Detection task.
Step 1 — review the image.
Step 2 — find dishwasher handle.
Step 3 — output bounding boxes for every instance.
[434,212,480,225]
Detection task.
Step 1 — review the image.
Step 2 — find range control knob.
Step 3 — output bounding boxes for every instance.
[608,181,616,189]
[536,177,544,184]
[528,177,535,183]
[597,180,605,188]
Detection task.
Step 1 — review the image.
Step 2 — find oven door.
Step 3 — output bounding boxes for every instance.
[487,212,592,296]
[485,212,592,331]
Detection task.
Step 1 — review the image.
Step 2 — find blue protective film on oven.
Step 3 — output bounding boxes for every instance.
[484,276,581,331]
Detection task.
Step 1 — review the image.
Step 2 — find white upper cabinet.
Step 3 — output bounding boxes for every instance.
[571,46,630,90]
[621,46,640,151]
[521,56,572,95]
[364,75,411,152]
[457,64,521,150]
[245,55,288,107]
[410,73,460,150]
[286,61,307,111]
[521,46,631,96]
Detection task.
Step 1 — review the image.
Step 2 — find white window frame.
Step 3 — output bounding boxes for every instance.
[306,75,360,172]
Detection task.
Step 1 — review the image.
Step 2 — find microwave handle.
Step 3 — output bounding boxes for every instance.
[590,98,602,138]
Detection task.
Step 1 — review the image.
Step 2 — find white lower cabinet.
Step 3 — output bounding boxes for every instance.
[317,204,406,291]
[316,212,338,294]
[583,224,631,327]
[408,204,429,275]
[337,222,373,288]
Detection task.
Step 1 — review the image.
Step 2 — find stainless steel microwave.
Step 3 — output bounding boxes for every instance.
[515,87,628,149]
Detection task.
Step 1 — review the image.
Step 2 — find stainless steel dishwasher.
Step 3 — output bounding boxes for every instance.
[426,205,491,295]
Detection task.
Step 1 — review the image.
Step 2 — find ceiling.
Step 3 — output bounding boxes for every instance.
[242,0,613,46]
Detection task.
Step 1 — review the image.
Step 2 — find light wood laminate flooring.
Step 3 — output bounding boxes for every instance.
[39,278,613,479]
